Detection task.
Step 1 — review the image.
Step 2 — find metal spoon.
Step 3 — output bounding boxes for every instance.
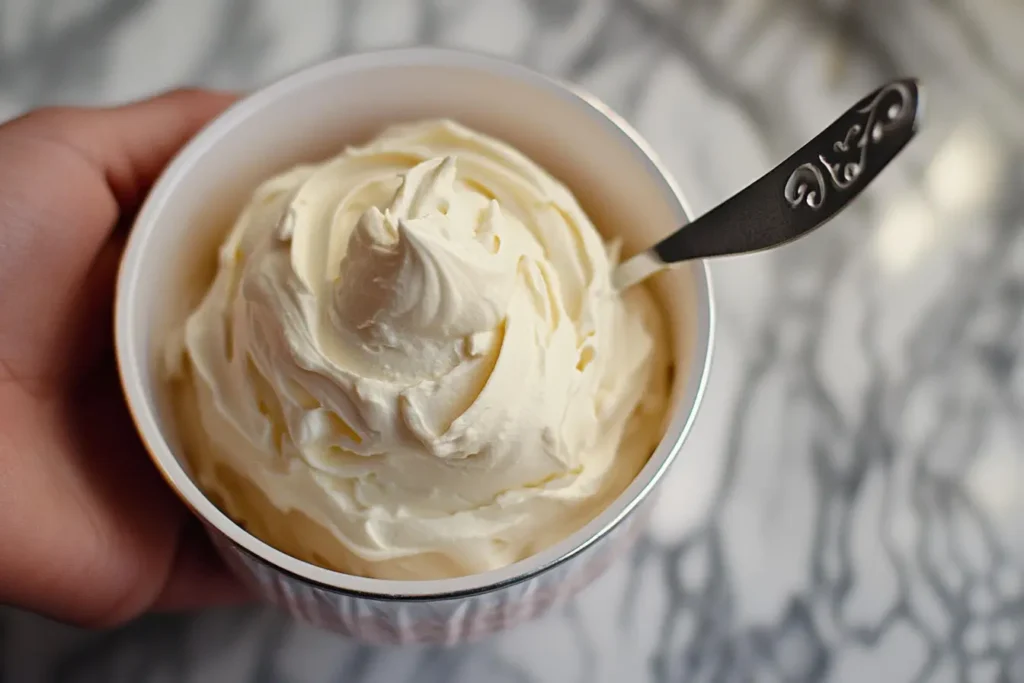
[613,78,923,291]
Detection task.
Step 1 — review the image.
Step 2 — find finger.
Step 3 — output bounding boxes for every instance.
[0,90,237,383]
[153,519,253,612]
[0,367,183,627]
[10,88,238,212]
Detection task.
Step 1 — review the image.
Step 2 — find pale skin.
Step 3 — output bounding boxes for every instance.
[0,89,250,627]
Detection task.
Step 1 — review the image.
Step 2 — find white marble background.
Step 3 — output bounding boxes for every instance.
[2,1,1024,681]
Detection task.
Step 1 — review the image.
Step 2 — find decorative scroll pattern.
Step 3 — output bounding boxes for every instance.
[785,82,914,210]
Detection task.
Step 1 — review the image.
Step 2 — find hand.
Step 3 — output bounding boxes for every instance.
[0,89,249,627]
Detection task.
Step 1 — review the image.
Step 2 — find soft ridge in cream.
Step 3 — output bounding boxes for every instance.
[168,119,671,579]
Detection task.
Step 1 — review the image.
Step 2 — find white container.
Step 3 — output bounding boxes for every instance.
[115,48,714,645]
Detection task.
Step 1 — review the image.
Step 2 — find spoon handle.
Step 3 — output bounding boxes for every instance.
[614,78,922,290]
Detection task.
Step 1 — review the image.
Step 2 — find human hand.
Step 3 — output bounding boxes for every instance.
[0,89,249,627]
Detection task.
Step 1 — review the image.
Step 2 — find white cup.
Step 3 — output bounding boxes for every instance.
[115,48,714,645]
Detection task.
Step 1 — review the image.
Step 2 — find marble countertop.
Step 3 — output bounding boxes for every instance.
[3,0,1024,681]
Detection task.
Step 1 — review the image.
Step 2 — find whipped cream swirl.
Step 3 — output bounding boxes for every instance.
[169,120,671,579]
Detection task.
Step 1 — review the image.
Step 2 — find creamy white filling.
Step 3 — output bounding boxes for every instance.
[168,119,671,579]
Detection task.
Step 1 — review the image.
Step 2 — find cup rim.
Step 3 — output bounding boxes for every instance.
[115,47,715,600]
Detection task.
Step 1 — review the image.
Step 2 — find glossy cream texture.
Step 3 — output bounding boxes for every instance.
[168,120,671,579]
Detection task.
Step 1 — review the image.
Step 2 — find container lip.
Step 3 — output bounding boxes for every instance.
[115,46,716,601]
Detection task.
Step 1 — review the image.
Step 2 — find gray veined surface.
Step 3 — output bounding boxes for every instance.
[2,0,1024,681]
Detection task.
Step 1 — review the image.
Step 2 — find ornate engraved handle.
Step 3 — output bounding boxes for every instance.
[639,78,921,276]
[784,80,919,211]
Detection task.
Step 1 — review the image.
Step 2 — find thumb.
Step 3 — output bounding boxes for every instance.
[0,89,237,383]
[9,88,239,212]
